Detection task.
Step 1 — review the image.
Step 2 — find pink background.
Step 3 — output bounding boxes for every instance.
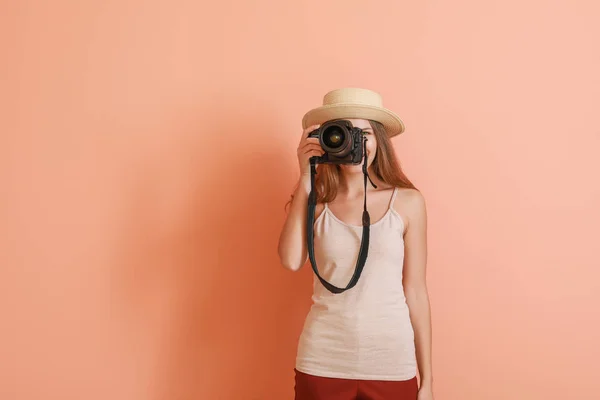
[1,0,599,399]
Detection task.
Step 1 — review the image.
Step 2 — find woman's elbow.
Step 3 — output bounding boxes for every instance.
[404,282,429,303]
[278,252,306,272]
[281,261,302,272]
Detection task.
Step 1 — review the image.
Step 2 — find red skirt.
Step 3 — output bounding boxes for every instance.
[294,368,418,400]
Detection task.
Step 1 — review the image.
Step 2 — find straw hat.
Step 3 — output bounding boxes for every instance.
[302,87,405,137]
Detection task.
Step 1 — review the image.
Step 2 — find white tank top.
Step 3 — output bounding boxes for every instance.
[295,187,418,381]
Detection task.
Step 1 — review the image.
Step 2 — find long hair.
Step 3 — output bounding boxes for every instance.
[286,120,417,210]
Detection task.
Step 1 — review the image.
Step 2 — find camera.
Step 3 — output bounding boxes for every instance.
[308,120,365,164]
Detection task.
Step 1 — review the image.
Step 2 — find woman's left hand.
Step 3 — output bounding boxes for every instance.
[417,385,434,400]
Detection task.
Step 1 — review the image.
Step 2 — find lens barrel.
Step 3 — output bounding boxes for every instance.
[319,121,353,157]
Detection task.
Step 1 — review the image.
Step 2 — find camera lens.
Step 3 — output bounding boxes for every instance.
[320,122,353,157]
[323,126,345,149]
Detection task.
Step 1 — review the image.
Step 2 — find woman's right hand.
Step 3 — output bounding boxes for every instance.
[297,124,324,178]
[278,124,323,271]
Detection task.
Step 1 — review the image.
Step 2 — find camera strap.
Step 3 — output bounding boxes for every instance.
[306,138,376,294]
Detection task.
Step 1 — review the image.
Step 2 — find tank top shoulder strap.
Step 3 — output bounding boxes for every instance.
[388,187,399,210]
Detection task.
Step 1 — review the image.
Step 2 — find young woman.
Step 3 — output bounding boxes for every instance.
[277,88,434,400]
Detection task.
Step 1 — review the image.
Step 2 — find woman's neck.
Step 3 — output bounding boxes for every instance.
[338,168,382,199]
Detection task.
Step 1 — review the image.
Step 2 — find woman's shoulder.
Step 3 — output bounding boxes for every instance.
[394,186,422,199]
[392,186,425,206]
[391,187,426,227]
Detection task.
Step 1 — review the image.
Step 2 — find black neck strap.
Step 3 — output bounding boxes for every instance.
[306,138,376,294]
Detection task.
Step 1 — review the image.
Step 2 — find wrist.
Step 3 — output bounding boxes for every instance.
[419,377,433,389]
[298,174,312,194]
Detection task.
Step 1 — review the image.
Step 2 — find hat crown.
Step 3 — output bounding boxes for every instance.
[302,87,405,137]
[323,87,383,108]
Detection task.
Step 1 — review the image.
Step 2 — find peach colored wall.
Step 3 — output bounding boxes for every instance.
[1,1,599,399]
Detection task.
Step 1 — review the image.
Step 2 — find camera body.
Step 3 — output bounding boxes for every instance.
[308,119,365,164]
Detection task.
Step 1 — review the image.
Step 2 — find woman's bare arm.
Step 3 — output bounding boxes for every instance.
[277,177,312,271]
[401,189,434,391]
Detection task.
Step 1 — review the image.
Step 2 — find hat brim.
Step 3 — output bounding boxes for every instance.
[302,103,405,137]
